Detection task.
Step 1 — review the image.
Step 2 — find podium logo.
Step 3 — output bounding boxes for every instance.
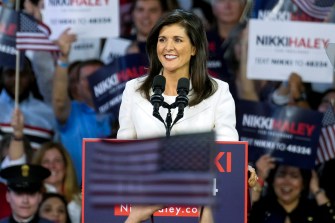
[114,204,199,217]
[215,152,231,173]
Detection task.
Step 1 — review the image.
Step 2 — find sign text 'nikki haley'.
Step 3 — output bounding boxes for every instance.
[237,100,322,169]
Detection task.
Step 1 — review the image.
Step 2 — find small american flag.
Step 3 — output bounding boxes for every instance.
[85,132,216,207]
[294,0,335,20]
[317,105,335,163]
[16,12,59,51]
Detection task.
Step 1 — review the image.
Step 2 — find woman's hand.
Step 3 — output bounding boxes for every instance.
[11,108,24,139]
[309,170,320,194]
[199,206,213,223]
[309,170,329,205]
[55,28,77,59]
[8,108,25,160]
[248,165,258,188]
[255,154,276,181]
[288,73,309,108]
[125,205,163,223]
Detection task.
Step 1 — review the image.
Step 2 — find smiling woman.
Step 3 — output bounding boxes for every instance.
[39,193,71,223]
[117,9,244,223]
[32,142,81,223]
[249,162,335,223]
[156,24,196,89]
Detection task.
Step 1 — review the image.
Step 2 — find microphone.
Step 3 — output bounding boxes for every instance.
[172,78,189,125]
[176,77,189,113]
[150,75,166,125]
[150,75,166,110]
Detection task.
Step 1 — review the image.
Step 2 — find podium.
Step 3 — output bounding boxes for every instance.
[82,134,248,223]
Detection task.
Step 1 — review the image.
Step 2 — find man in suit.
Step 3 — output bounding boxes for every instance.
[0,164,52,223]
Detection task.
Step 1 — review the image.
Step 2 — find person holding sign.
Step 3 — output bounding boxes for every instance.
[53,30,114,185]
[0,108,33,170]
[124,0,179,54]
[271,72,313,109]
[118,9,257,223]
[0,58,56,149]
[206,0,250,100]
[249,158,335,223]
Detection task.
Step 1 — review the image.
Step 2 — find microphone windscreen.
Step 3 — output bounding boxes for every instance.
[152,75,166,92]
[177,78,190,94]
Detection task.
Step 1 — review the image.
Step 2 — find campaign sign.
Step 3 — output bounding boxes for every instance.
[100,37,132,64]
[43,0,119,39]
[0,8,23,69]
[325,43,335,70]
[83,139,248,223]
[247,19,335,83]
[237,100,322,169]
[68,39,101,62]
[87,53,148,116]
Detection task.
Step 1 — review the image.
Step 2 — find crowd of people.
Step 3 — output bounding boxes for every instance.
[1,0,335,222]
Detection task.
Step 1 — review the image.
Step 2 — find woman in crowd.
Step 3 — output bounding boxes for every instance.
[39,193,71,223]
[32,142,81,223]
[249,157,335,223]
[124,0,179,54]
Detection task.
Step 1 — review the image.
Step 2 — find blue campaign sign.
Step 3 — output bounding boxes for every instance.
[87,53,148,116]
[0,8,24,69]
[83,140,248,223]
[236,100,322,169]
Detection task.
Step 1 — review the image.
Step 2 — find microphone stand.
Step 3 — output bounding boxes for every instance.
[152,108,167,130]
[151,95,176,137]
[151,77,189,137]
[156,99,187,137]
[162,102,177,137]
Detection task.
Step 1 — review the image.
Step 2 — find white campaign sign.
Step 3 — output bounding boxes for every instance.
[42,0,119,40]
[69,39,101,62]
[326,43,335,70]
[100,37,131,64]
[247,19,335,83]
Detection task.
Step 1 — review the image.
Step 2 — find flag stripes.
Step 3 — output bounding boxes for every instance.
[317,105,335,163]
[90,196,212,207]
[89,171,213,183]
[294,0,335,20]
[86,132,215,206]
[16,13,59,51]
[0,123,54,149]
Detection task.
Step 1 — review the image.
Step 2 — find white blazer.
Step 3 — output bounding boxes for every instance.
[117,76,239,141]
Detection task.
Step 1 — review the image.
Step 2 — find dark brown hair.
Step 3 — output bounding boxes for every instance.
[139,9,217,106]
[39,193,72,223]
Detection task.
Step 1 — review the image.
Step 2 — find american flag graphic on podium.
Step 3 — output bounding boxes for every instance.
[86,132,216,207]
[16,12,59,51]
[317,105,335,163]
